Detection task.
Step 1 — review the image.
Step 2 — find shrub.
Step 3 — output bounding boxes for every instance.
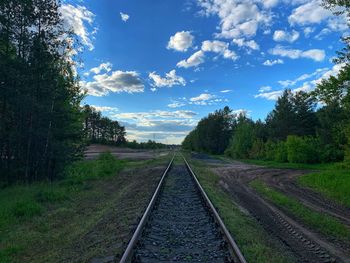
[264,140,277,161]
[319,144,344,163]
[286,135,320,163]
[226,121,255,159]
[344,124,350,164]
[249,139,266,159]
[65,152,124,182]
[97,152,122,176]
[274,141,288,162]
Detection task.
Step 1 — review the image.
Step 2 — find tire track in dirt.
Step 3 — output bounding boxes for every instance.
[266,172,350,227]
[200,158,350,263]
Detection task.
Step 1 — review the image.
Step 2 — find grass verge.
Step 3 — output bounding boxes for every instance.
[250,180,350,241]
[236,159,338,170]
[237,158,350,209]
[229,157,350,209]
[0,152,125,230]
[0,153,168,263]
[298,170,350,208]
[188,159,294,263]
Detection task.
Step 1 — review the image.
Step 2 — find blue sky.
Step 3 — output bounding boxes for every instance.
[61,0,348,144]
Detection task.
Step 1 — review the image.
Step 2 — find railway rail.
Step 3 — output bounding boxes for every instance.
[119,154,247,263]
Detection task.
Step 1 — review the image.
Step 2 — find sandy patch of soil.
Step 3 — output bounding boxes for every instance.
[84,144,169,161]
[201,158,350,263]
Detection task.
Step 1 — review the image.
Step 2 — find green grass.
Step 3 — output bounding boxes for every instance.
[63,152,126,183]
[0,152,124,225]
[188,159,294,263]
[237,157,350,209]
[0,152,126,262]
[35,188,68,203]
[0,246,22,263]
[11,201,43,218]
[298,170,350,208]
[251,180,350,241]
[237,159,339,170]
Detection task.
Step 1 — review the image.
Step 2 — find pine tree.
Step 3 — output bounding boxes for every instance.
[266,89,297,140]
[292,91,318,136]
[0,0,85,184]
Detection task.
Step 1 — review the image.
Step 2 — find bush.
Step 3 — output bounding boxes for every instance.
[264,140,278,161]
[249,139,266,159]
[274,141,288,162]
[344,124,350,164]
[286,136,320,163]
[65,152,124,182]
[319,144,344,163]
[226,121,255,159]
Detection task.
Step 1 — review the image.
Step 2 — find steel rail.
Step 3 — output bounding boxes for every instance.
[182,155,247,263]
[119,154,175,263]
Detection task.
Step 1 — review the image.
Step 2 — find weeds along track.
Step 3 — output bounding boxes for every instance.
[120,155,246,263]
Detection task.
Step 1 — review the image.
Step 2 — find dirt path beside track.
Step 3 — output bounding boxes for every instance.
[84,144,169,161]
[192,155,350,262]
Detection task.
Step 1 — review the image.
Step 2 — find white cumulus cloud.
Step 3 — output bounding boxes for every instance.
[273,30,300,43]
[80,70,144,96]
[255,90,284,100]
[259,86,272,92]
[167,31,194,52]
[177,40,238,68]
[201,40,239,60]
[288,0,348,33]
[84,62,112,76]
[177,50,206,68]
[232,38,260,50]
[261,0,279,8]
[168,101,186,108]
[120,12,130,22]
[189,93,226,105]
[190,93,215,102]
[113,110,198,144]
[269,46,325,62]
[196,0,272,40]
[288,0,331,25]
[263,59,284,66]
[60,4,96,51]
[89,105,119,114]
[278,67,329,88]
[149,70,186,88]
[255,63,346,101]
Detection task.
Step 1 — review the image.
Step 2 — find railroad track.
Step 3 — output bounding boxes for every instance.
[120,154,246,263]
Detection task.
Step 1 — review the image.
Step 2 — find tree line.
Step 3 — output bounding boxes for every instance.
[82,105,126,145]
[81,105,167,149]
[0,1,129,186]
[125,139,169,150]
[183,1,350,165]
[183,68,350,164]
[0,0,85,184]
